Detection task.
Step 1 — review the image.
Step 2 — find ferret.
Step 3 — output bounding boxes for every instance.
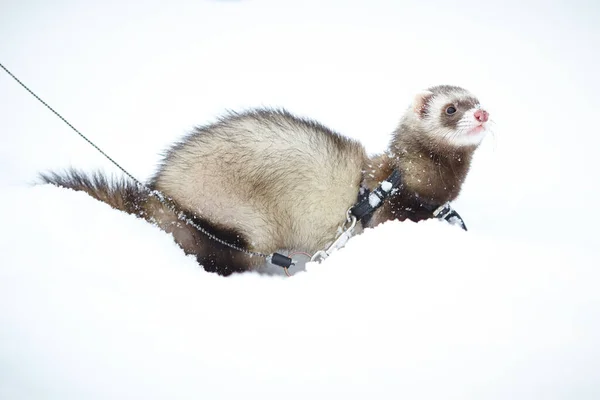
[41,85,489,275]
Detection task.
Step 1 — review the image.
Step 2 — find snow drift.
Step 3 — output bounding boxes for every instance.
[1,185,599,399]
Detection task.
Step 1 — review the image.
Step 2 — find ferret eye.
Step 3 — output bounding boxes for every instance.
[445,106,457,115]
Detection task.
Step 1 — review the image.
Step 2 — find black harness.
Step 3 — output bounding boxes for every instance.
[349,169,468,231]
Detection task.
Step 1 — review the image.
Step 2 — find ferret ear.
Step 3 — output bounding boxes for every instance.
[413,90,434,118]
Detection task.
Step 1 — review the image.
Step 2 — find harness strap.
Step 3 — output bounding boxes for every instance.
[350,169,403,224]
[350,169,468,231]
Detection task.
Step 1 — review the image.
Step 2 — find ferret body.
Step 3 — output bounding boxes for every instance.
[41,85,489,275]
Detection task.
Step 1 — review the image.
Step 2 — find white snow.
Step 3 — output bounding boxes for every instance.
[380,180,393,192]
[368,192,382,207]
[1,0,600,399]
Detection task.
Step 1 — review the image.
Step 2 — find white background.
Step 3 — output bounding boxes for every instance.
[1,1,599,399]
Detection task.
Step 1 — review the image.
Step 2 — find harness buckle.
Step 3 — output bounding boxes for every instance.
[433,202,468,231]
[433,202,453,219]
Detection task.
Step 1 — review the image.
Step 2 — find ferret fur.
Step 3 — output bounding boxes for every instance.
[40,85,489,275]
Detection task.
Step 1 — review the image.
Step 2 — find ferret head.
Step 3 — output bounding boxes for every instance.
[406,85,489,148]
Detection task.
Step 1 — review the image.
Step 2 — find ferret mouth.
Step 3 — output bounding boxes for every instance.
[446,123,487,147]
[467,125,486,135]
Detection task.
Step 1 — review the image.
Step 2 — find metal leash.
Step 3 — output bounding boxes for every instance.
[0,62,144,187]
[310,210,357,263]
[0,61,274,261]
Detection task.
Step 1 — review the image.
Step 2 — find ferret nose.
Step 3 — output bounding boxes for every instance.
[474,109,489,123]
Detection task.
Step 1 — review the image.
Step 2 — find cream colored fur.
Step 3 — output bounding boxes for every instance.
[152,111,367,254]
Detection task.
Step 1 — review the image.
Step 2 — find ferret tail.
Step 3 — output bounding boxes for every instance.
[38,168,149,218]
[39,168,259,275]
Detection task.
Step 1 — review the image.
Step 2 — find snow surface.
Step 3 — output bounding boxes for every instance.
[368,192,382,208]
[1,0,600,399]
[380,180,392,192]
